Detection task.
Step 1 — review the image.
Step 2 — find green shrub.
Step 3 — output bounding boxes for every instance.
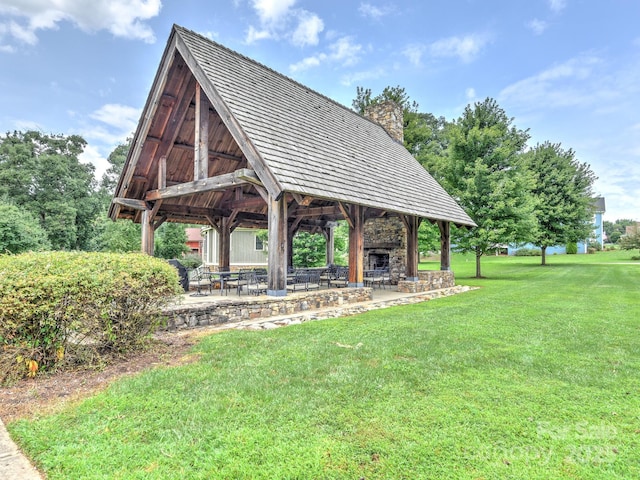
[180,253,203,269]
[514,248,541,256]
[566,242,578,254]
[0,252,182,384]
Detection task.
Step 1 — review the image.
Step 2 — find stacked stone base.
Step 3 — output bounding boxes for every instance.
[163,288,373,330]
[397,270,455,293]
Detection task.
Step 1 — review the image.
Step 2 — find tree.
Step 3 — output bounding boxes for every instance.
[0,131,100,250]
[604,219,637,244]
[0,200,50,253]
[154,223,189,259]
[521,141,597,265]
[292,232,326,268]
[90,215,141,253]
[619,224,640,253]
[352,85,418,115]
[443,98,534,278]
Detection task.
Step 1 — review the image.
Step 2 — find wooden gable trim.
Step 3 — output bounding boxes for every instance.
[109,31,180,220]
[145,168,260,201]
[174,31,284,200]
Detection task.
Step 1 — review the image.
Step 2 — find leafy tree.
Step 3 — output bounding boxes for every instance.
[418,221,440,255]
[619,224,640,253]
[0,131,100,250]
[521,141,596,265]
[0,201,50,253]
[154,223,189,259]
[352,85,419,115]
[90,215,141,253]
[604,219,637,244]
[292,231,326,268]
[443,98,534,278]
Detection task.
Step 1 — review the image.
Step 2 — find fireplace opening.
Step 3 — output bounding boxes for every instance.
[369,252,389,270]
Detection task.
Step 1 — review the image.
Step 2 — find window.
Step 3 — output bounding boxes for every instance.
[255,235,265,251]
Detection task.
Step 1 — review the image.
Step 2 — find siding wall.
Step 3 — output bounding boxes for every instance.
[202,227,268,266]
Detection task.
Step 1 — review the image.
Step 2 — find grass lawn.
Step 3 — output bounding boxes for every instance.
[8,250,640,479]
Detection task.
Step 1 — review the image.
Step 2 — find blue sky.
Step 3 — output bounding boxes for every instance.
[1,0,639,221]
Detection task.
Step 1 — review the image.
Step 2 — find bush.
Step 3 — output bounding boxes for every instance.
[566,242,578,254]
[180,253,203,269]
[0,252,182,384]
[514,248,541,256]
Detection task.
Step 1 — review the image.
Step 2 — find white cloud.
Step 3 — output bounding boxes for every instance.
[402,44,426,67]
[252,0,297,25]
[358,3,394,20]
[340,67,386,87]
[246,25,273,44]
[245,1,325,49]
[499,54,604,109]
[549,0,567,13]
[291,11,323,47]
[465,87,476,100]
[527,18,548,35]
[0,0,161,48]
[78,143,109,180]
[290,36,363,72]
[89,104,140,132]
[429,33,491,63]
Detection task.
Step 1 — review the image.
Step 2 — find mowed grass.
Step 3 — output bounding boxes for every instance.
[9,251,640,479]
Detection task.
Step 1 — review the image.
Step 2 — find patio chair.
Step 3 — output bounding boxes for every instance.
[286,271,309,292]
[188,266,211,296]
[329,266,349,288]
[225,269,251,295]
[246,271,268,296]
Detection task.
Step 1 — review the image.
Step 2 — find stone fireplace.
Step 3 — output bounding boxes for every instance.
[364,216,406,284]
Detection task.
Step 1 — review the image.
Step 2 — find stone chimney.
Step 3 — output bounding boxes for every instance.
[364,100,404,144]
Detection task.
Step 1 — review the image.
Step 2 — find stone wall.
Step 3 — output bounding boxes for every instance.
[364,101,404,144]
[364,216,406,284]
[163,288,373,330]
[397,270,455,293]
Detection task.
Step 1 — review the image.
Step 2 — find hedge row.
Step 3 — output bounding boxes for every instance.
[0,252,182,384]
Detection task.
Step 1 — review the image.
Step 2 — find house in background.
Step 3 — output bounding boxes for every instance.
[201,227,267,269]
[185,227,204,255]
[508,196,606,255]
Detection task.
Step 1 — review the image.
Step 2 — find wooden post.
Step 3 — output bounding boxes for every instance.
[438,220,451,271]
[141,209,155,255]
[158,155,166,189]
[347,205,364,287]
[323,223,335,265]
[219,217,231,271]
[267,194,288,296]
[404,215,421,280]
[194,83,209,181]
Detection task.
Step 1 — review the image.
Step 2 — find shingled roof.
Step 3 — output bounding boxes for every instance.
[109,24,475,229]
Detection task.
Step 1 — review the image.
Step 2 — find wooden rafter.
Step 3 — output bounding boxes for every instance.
[145,168,260,201]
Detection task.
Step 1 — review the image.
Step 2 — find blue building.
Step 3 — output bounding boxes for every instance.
[508,197,606,255]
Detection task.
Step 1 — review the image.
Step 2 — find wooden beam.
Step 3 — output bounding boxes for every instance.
[145,168,260,201]
[267,194,288,296]
[141,209,154,255]
[157,155,166,189]
[113,198,148,210]
[347,204,365,287]
[292,205,341,218]
[401,215,422,280]
[172,142,244,163]
[438,220,451,271]
[194,82,209,181]
[338,202,354,229]
[222,195,265,211]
